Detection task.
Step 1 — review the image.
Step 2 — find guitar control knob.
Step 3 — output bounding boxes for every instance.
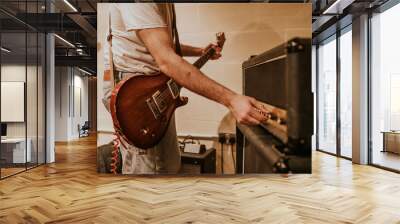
[140,128,149,135]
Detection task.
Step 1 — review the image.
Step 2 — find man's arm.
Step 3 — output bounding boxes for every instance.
[180,44,202,57]
[137,27,267,125]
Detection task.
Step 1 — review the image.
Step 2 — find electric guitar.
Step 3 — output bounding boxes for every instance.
[110,32,226,149]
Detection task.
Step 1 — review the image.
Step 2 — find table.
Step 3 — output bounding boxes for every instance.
[382,131,400,154]
[1,138,32,164]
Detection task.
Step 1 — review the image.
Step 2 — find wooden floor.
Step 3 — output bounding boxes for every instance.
[1,135,400,223]
[0,167,26,178]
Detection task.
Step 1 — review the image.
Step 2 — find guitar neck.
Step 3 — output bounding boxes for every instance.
[193,47,215,69]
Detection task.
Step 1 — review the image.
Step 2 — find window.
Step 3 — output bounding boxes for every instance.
[317,35,337,154]
[0,1,47,179]
[339,27,352,158]
[316,25,353,159]
[370,2,400,171]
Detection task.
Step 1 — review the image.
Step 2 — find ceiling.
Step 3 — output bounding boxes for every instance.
[1,0,394,74]
[0,0,97,74]
[311,0,391,43]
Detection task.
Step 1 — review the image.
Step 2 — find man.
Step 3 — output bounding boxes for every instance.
[103,3,268,174]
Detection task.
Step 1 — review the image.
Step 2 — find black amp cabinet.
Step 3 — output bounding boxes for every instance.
[237,38,313,174]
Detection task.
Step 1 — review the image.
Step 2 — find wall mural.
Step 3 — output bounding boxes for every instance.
[96,3,313,175]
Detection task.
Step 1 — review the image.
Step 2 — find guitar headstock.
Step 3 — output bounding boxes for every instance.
[216,32,226,48]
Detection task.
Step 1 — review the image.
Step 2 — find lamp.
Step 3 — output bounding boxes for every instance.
[78,67,94,76]
[54,34,75,48]
[1,47,11,53]
[63,0,78,12]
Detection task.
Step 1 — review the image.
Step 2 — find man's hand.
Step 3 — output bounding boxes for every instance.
[227,94,270,125]
[202,43,222,60]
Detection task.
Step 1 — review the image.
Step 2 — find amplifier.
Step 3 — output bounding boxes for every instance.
[237,38,313,173]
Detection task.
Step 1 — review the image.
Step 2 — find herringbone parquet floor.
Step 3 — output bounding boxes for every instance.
[1,135,400,224]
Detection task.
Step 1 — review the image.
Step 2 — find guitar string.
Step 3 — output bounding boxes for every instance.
[157,87,172,106]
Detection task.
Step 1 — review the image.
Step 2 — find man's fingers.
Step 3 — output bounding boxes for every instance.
[212,46,222,59]
[249,97,270,116]
[212,54,221,60]
[202,44,212,55]
[250,107,267,123]
[205,44,222,60]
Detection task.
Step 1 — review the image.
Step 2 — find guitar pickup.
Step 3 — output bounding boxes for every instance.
[146,98,161,120]
[152,90,168,113]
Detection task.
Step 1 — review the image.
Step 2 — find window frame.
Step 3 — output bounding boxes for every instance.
[0,0,48,180]
[367,0,400,173]
[315,23,353,160]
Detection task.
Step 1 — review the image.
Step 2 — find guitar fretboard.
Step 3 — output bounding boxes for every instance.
[193,47,216,69]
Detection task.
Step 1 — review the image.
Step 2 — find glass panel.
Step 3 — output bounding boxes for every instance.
[317,36,337,154]
[26,0,39,169]
[339,28,352,158]
[371,3,400,171]
[312,46,317,151]
[1,31,27,177]
[38,32,45,165]
[27,31,38,169]
[0,1,46,178]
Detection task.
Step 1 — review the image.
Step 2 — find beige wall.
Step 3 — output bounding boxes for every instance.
[97,4,112,136]
[175,3,311,136]
[97,3,311,139]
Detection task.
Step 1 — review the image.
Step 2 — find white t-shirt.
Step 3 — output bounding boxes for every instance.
[104,3,175,74]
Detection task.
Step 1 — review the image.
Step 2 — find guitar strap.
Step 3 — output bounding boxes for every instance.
[171,5,182,56]
[107,12,118,88]
[107,12,122,174]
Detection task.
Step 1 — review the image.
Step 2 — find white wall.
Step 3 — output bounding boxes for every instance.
[1,65,34,138]
[1,65,26,140]
[96,3,311,142]
[1,63,46,163]
[55,66,69,141]
[70,73,89,139]
[54,67,89,141]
